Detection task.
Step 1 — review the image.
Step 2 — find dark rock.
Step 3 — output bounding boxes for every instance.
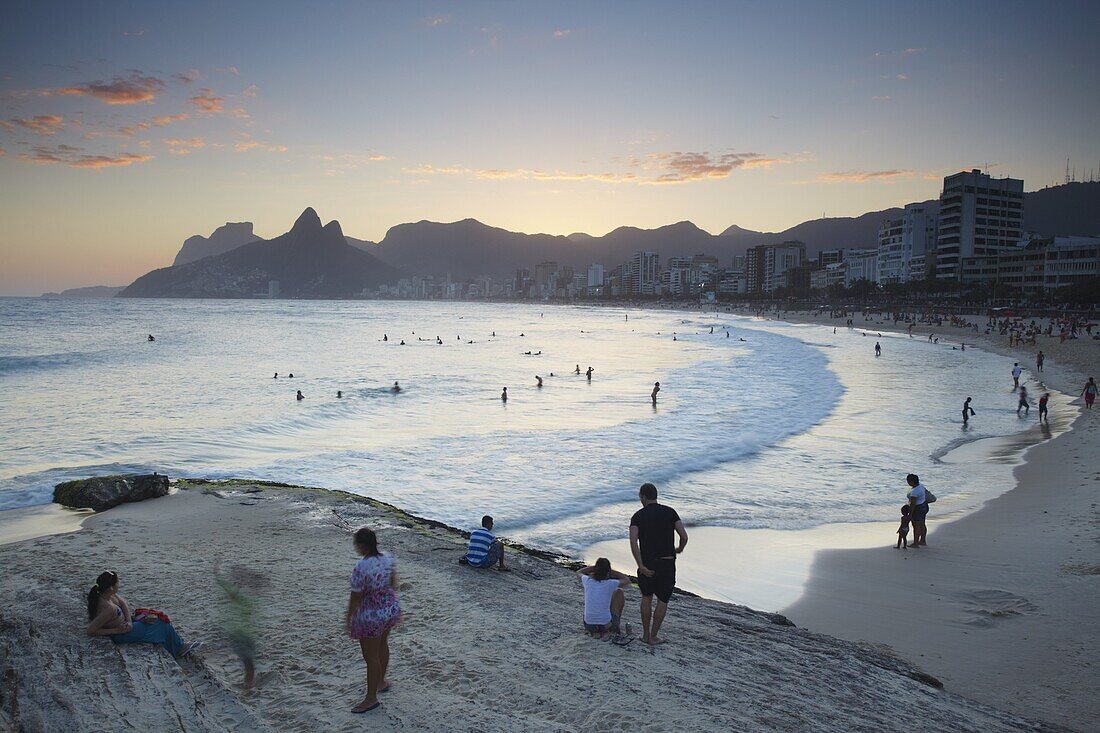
[52,474,169,512]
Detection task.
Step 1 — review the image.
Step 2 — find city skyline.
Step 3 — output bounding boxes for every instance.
[2,0,1099,295]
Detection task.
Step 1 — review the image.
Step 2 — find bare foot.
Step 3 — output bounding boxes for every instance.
[352,697,380,714]
[379,680,392,693]
[648,636,667,646]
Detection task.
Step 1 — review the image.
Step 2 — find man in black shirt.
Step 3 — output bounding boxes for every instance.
[629,482,688,645]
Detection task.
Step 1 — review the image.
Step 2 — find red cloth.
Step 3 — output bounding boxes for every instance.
[133,608,171,624]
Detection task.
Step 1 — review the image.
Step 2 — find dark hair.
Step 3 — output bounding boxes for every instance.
[481,515,493,529]
[901,505,911,516]
[87,571,118,620]
[906,474,919,487]
[639,482,658,501]
[353,527,380,557]
[593,557,611,581]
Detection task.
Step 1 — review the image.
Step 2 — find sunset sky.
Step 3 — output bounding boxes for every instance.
[1,0,1097,295]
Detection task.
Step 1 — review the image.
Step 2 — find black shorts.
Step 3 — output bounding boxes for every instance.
[637,558,676,603]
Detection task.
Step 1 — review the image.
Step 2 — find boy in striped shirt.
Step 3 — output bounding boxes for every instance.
[461,515,509,570]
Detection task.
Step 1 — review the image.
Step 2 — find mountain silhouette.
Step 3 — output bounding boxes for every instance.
[173,222,260,266]
[121,208,403,298]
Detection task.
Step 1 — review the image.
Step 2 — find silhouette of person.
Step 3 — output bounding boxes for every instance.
[296,390,304,401]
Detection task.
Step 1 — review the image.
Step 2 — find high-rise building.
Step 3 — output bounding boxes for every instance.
[878,203,936,284]
[745,241,805,293]
[625,251,659,294]
[935,169,1024,281]
[535,261,558,296]
[844,248,879,286]
[586,263,605,295]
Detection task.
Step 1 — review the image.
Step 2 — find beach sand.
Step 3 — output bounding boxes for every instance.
[748,308,1100,730]
[0,480,1053,732]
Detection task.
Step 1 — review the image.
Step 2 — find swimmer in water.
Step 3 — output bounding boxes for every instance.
[586,366,593,381]
[337,391,342,399]
[383,334,388,342]
[709,326,714,334]
[148,334,155,342]
[399,340,406,346]
[962,397,975,423]
[392,381,401,393]
[437,337,443,345]
[289,373,294,378]
[296,390,304,401]
[501,387,508,402]
[274,373,278,379]
[726,332,730,338]
[536,376,543,387]
[574,364,581,375]
[651,381,660,404]
[673,335,677,341]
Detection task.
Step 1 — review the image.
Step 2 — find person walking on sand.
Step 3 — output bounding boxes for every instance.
[1018,385,1030,416]
[1082,377,1097,409]
[576,558,630,638]
[346,528,402,714]
[630,482,688,645]
[1036,350,1044,373]
[962,397,975,424]
[1012,362,1022,389]
[460,515,509,570]
[905,474,931,548]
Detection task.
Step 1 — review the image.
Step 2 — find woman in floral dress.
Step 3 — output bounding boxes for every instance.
[345,527,402,713]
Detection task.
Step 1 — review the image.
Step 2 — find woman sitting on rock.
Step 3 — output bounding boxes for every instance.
[86,571,200,659]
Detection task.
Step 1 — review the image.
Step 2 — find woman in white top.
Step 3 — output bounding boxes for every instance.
[906,473,930,548]
[576,558,631,638]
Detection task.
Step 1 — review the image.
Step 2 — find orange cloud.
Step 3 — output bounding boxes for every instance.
[119,121,150,136]
[152,113,189,126]
[162,137,205,148]
[188,89,224,113]
[817,169,914,183]
[642,151,782,183]
[10,114,64,136]
[58,73,164,104]
[19,145,153,168]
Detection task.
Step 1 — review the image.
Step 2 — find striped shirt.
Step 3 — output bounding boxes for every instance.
[466,527,495,567]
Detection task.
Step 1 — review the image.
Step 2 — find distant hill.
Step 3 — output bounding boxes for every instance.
[1023,181,1100,236]
[40,285,125,298]
[173,222,260,266]
[120,208,403,298]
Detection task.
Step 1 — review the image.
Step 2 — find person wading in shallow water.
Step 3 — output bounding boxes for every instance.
[629,482,688,645]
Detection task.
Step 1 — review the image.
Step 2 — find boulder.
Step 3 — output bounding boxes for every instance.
[52,474,169,512]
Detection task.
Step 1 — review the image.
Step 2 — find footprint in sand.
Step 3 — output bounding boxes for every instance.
[960,589,1039,627]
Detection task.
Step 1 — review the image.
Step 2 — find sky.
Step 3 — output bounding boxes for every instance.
[1,0,1098,295]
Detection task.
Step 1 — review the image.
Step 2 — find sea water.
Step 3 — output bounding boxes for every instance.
[0,298,1057,557]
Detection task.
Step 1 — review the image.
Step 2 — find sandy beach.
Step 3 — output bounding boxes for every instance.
[739,308,1100,730]
[0,479,1061,732]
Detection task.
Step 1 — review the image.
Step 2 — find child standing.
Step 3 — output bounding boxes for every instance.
[896,505,911,549]
[1039,392,1050,422]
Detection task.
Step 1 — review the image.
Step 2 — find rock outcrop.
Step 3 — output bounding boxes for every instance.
[52,474,169,511]
[173,222,260,266]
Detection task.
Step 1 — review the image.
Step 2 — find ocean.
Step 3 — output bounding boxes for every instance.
[0,298,1054,556]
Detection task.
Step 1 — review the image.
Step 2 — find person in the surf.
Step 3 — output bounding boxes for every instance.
[962,397,975,423]
[651,382,660,405]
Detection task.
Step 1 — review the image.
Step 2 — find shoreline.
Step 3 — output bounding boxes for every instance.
[0,479,1056,731]
[746,308,1098,729]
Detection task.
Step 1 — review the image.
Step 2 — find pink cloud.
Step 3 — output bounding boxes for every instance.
[10,114,64,136]
[188,89,224,113]
[152,113,189,126]
[19,145,153,168]
[817,169,914,183]
[58,73,165,105]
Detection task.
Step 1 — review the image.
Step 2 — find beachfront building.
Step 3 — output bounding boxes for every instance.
[936,169,1024,281]
[970,235,1100,294]
[745,241,806,293]
[810,262,847,291]
[718,268,747,294]
[665,254,721,297]
[843,248,879,286]
[535,261,558,297]
[622,251,660,295]
[586,264,605,296]
[877,203,936,284]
